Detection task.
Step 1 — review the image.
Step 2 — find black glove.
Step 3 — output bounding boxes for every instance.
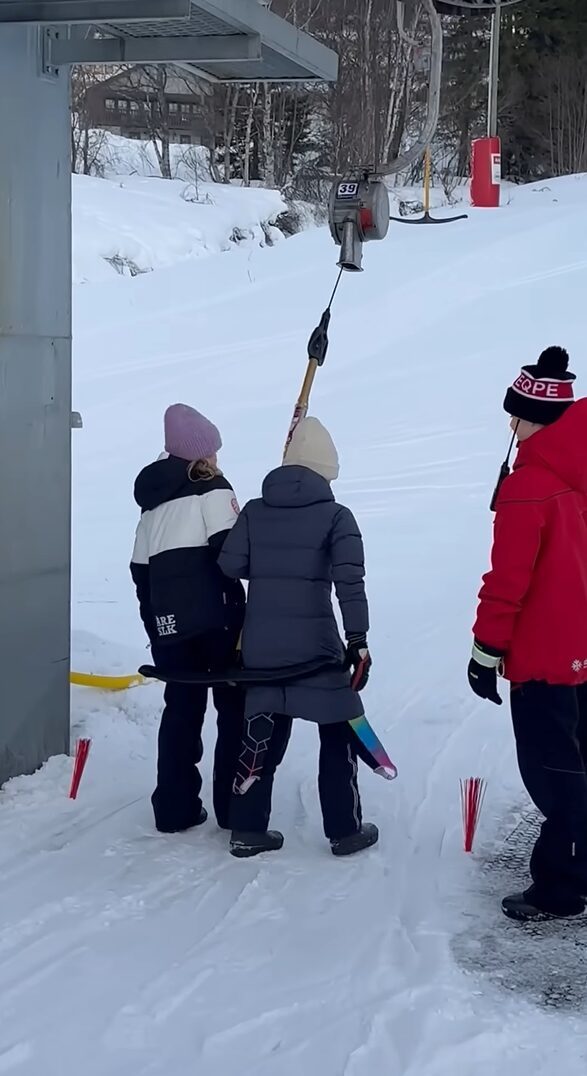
[346,634,372,692]
[467,639,503,706]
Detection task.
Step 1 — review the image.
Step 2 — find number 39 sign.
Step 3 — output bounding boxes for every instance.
[336,182,359,199]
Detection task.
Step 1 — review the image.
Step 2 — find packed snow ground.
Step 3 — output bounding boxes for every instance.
[3,174,587,1073]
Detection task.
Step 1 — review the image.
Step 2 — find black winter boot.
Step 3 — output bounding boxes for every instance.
[153,803,208,835]
[230,830,284,858]
[331,822,379,857]
[502,887,585,922]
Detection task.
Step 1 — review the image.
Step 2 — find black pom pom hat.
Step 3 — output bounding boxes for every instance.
[503,346,576,426]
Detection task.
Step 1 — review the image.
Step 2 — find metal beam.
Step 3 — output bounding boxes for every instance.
[0,0,190,23]
[192,0,338,81]
[49,29,261,64]
[0,22,71,785]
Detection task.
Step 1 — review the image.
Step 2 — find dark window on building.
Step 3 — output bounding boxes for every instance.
[180,134,191,144]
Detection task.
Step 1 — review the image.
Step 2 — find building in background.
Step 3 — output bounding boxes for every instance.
[85,67,215,146]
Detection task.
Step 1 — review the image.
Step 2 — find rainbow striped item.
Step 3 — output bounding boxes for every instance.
[349,715,398,780]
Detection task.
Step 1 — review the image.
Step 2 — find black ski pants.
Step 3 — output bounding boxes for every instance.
[151,632,244,832]
[229,714,363,841]
[511,681,587,916]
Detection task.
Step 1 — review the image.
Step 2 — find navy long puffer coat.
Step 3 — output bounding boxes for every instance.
[218,464,369,725]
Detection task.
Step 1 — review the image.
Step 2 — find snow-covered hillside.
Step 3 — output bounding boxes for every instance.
[73,166,286,284]
[3,173,587,1075]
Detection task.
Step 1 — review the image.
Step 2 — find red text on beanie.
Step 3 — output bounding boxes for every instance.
[503,346,575,426]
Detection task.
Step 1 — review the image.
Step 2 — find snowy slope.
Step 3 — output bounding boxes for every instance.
[73,171,285,284]
[3,175,587,1074]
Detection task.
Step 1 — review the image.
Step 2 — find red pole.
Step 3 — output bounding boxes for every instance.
[69,738,92,799]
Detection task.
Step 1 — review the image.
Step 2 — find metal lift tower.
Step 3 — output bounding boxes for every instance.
[0,0,337,784]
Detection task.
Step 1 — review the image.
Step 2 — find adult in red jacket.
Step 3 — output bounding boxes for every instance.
[469,346,587,922]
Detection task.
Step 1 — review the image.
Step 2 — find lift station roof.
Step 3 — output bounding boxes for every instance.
[0,0,338,82]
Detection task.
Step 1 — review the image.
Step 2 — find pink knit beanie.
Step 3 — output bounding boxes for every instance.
[164,404,222,462]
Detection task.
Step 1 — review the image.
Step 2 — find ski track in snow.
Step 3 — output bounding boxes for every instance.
[4,177,587,1074]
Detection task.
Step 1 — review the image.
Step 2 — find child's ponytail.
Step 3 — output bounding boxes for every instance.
[188,459,222,482]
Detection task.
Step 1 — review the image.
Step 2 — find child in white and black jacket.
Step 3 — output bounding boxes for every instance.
[131,403,245,834]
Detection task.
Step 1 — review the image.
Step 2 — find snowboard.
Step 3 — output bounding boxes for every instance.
[139,656,340,686]
[140,659,398,781]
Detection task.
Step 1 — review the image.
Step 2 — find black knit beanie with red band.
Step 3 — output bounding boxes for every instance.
[503,346,576,426]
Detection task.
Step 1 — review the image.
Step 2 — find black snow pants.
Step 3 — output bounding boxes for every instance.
[151,632,244,833]
[510,681,587,916]
[229,714,364,841]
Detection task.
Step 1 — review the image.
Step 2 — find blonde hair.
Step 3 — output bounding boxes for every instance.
[188,458,222,482]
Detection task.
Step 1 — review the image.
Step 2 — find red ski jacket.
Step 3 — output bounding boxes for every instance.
[474,398,587,686]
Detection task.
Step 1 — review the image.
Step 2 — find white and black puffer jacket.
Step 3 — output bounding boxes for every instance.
[130,455,245,646]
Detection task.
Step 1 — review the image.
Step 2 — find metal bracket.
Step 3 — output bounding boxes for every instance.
[39,26,61,79]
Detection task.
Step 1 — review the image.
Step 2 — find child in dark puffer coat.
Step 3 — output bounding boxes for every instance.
[131,403,245,834]
[219,417,378,859]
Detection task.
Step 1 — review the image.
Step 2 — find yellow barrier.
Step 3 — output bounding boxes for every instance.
[70,671,149,691]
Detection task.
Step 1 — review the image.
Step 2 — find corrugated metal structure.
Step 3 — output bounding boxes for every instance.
[0,0,337,786]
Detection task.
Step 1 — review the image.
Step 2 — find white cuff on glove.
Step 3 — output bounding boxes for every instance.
[472,642,501,669]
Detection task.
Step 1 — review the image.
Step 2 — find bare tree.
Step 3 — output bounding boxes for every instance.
[223,85,241,183]
[289,0,419,176]
[126,66,173,179]
[242,84,259,186]
[544,55,587,176]
[107,64,217,181]
[70,66,108,175]
[260,83,277,187]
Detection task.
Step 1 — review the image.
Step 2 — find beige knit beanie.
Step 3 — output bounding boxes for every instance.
[284,417,339,482]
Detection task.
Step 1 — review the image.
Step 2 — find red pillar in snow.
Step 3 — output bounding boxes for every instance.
[471,136,501,208]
